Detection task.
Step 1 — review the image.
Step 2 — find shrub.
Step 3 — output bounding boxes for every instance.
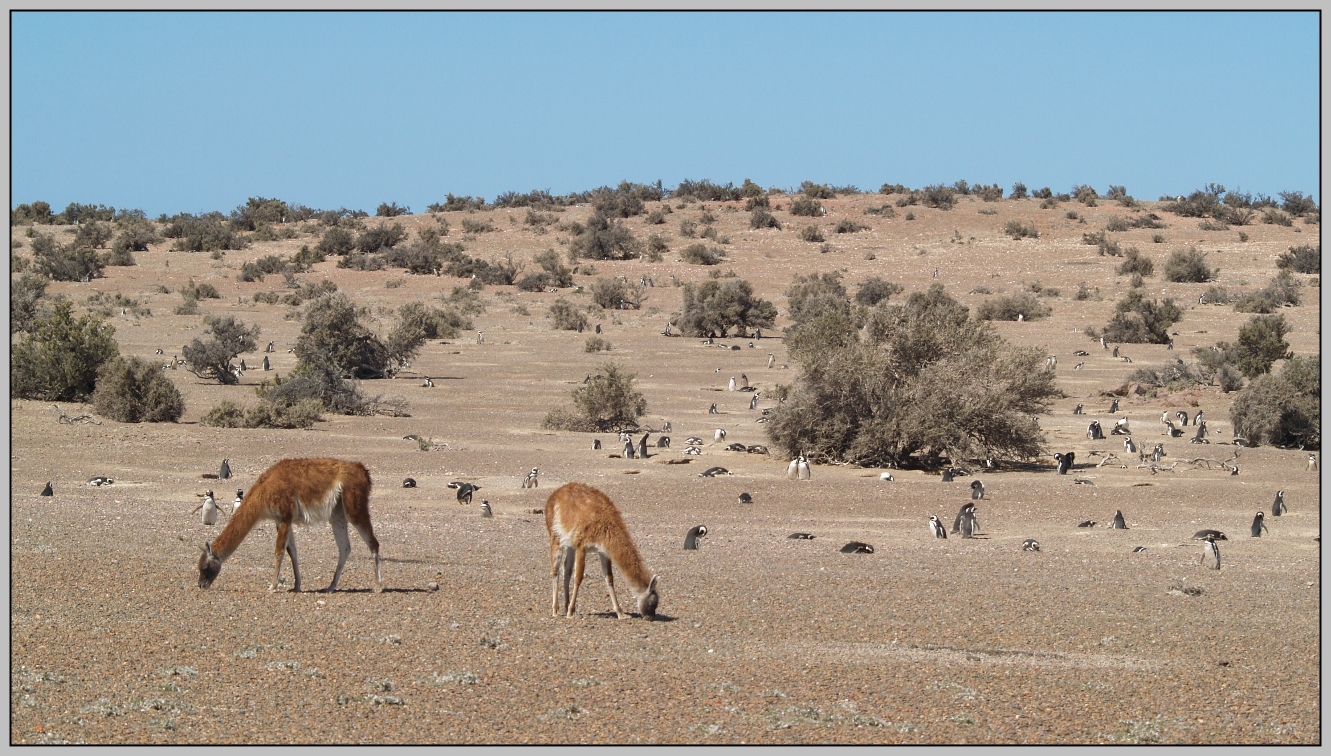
[590,277,645,310]
[461,217,496,234]
[10,300,120,401]
[258,358,374,417]
[785,272,850,327]
[1262,208,1293,226]
[921,184,956,210]
[182,315,260,384]
[1232,313,1293,378]
[527,208,559,227]
[385,301,472,365]
[680,243,726,266]
[1125,362,1210,392]
[799,225,825,243]
[584,336,611,353]
[174,294,200,315]
[84,291,150,318]
[103,246,136,267]
[1010,182,1028,199]
[765,282,1057,468]
[1199,218,1230,231]
[1234,270,1302,313]
[356,223,408,253]
[1116,247,1154,277]
[200,400,245,428]
[833,219,868,234]
[253,291,281,304]
[11,200,53,225]
[974,291,1051,321]
[11,273,49,334]
[678,278,776,338]
[1277,244,1320,274]
[166,215,247,252]
[569,212,641,260]
[1104,216,1129,233]
[750,209,781,229]
[74,220,113,249]
[671,179,741,202]
[316,227,356,256]
[376,202,410,217]
[31,232,104,281]
[1099,290,1183,344]
[91,356,184,422]
[1073,282,1098,301]
[1162,247,1215,283]
[1004,220,1038,240]
[738,178,765,198]
[1279,191,1318,217]
[854,277,903,306]
[863,204,895,217]
[645,234,668,262]
[644,209,667,225]
[1072,185,1099,204]
[974,184,1003,202]
[678,218,698,238]
[1229,354,1319,448]
[880,183,909,195]
[240,398,324,429]
[549,298,589,331]
[744,195,770,211]
[788,196,825,217]
[590,183,650,218]
[295,293,389,379]
[543,362,647,432]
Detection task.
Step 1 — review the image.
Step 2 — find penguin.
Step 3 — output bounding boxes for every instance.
[662,421,672,433]
[638,433,650,459]
[1192,529,1227,541]
[1132,546,1147,553]
[524,468,540,488]
[840,541,874,554]
[422,376,434,388]
[402,478,417,488]
[1271,490,1286,516]
[40,482,52,497]
[1055,452,1075,475]
[155,348,164,355]
[1124,436,1136,453]
[262,355,270,371]
[928,515,948,539]
[952,503,978,537]
[879,472,894,481]
[1113,417,1129,435]
[746,445,769,455]
[740,373,749,389]
[970,480,985,500]
[726,443,748,452]
[683,446,702,456]
[1087,421,1103,440]
[1308,453,1318,471]
[728,376,736,392]
[1112,346,1119,358]
[699,467,730,477]
[1164,420,1182,438]
[685,437,706,446]
[577,322,584,334]
[595,323,601,334]
[1201,534,1222,570]
[1073,404,1083,415]
[219,459,232,480]
[1021,538,1041,552]
[593,439,602,450]
[941,468,955,483]
[737,492,753,504]
[1230,466,1239,476]
[1108,398,1119,414]
[192,490,220,526]
[714,428,726,442]
[787,533,815,540]
[266,341,275,353]
[239,359,247,372]
[683,525,708,550]
[1077,520,1096,528]
[1191,421,1208,443]
[1194,410,1204,425]
[232,489,244,513]
[708,403,718,415]
[87,476,113,487]
[477,331,484,344]
[787,458,800,479]
[1176,410,1189,427]
[1250,511,1269,538]
[796,456,811,480]
[624,438,636,459]
[449,481,480,504]
[749,393,760,410]
[1111,510,1128,529]
[767,353,776,369]
[657,436,671,449]
[480,500,493,518]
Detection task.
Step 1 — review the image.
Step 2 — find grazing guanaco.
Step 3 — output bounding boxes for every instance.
[197,458,383,593]
[545,483,659,620]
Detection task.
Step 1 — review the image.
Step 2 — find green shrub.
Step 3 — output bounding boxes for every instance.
[645,234,668,262]
[427,195,487,212]
[921,185,955,210]
[84,291,150,318]
[31,232,104,281]
[590,277,645,310]
[680,243,726,265]
[750,209,781,229]
[295,292,389,379]
[11,300,120,401]
[1010,182,1028,199]
[798,181,835,199]
[1116,247,1154,277]
[356,223,408,253]
[549,298,589,331]
[1279,191,1318,217]
[522,249,574,289]
[744,194,770,211]
[1072,185,1099,205]
[584,336,612,353]
[1004,220,1038,240]
[165,214,247,252]
[833,219,868,234]
[74,220,113,249]
[880,183,909,195]
[461,217,496,234]
[863,204,895,217]
[1104,216,1129,233]
[799,225,824,242]
[1234,270,1302,313]
[316,227,356,256]
[1073,282,1098,301]
[975,291,1051,321]
[11,200,53,225]
[644,209,667,225]
[91,356,184,422]
[788,196,825,217]
[974,184,1003,202]
[200,400,244,428]
[253,291,281,304]
[1162,246,1215,283]
[569,212,641,260]
[11,273,49,334]
[376,202,410,217]
[1263,208,1293,226]
[765,283,1057,468]
[854,277,904,307]
[542,362,647,432]
[1277,244,1320,274]
[671,179,741,202]
[678,278,776,338]
[1229,354,1319,448]
[1099,290,1183,344]
[1232,313,1293,378]
[785,272,850,326]
[385,301,473,366]
[182,315,260,384]
[739,178,765,198]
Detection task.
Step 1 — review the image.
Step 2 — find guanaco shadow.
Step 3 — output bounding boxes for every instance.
[586,611,678,622]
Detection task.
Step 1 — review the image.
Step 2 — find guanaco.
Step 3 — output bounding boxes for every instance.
[197,458,383,593]
[545,482,659,620]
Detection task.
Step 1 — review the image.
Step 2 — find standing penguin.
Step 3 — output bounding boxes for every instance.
[1250,512,1269,537]
[767,353,776,369]
[623,438,636,459]
[683,525,708,550]
[593,439,602,450]
[1111,509,1128,529]
[928,515,948,539]
[219,458,232,480]
[1201,534,1222,570]
[1109,398,1119,414]
[970,480,985,500]
[952,503,977,537]
[1087,421,1103,440]
[941,468,955,483]
[40,482,53,497]
[262,355,270,371]
[480,500,493,518]
[787,458,800,479]
[749,393,760,410]
[1124,436,1136,453]
[232,489,244,513]
[727,376,736,392]
[1055,452,1075,475]
[1272,490,1287,516]
[796,456,811,480]
[192,490,220,525]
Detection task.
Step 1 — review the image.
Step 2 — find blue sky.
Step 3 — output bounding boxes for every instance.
[11,11,1320,216]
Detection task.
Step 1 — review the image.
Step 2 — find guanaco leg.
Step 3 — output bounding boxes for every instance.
[272,520,301,592]
[566,546,588,617]
[599,551,627,619]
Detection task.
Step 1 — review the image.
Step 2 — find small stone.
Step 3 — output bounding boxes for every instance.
[428,582,440,591]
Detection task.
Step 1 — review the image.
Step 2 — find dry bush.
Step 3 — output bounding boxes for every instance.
[92,356,184,422]
[1234,270,1302,313]
[678,278,776,338]
[295,293,389,379]
[1099,290,1183,344]
[788,196,825,217]
[854,277,904,307]
[590,277,645,310]
[800,225,825,242]
[569,212,642,260]
[750,209,781,229]
[543,362,646,432]
[182,315,260,384]
[548,297,589,331]
[1116,247,1154,277]
[1229,354,1319,449]
[1004,220,1038,240]
[1162,247,1215,283]
[680,243,726,265]
[10,300,120,401]
[1276,244,1320,274]
[974,291,1051,321]
[584,336,612,353]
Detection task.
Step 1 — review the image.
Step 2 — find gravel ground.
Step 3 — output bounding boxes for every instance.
[9,195,1320,744]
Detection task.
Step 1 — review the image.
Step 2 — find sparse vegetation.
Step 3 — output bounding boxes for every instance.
[1098,290,1183,344]
[975,291,1051,321]
[31,232,104,281]
[548,298,589,331]
[11,300,120,401]
[1234,270,1302,313]
[854,277,904,307]
[590,277,646,310]
[1277,244,1320,274]
[680,243,726,266]
[1232,313,1293,378]
[1004,220,1038,240]
[1162,247,1215,283]
[569,212,642,261]
[542,362,646,432]
[1229,354,1319,449]
[750,209,781,230]
[833,219,868,234]
[182,316,260,385]
[799,225,824,243]
[91,356,184,423]
[295,293,389,379]
[584,336,611,353]
[788,196,825,217]
[11,273,50,334]
[1116,247,1154,277]
[678,278,776,338]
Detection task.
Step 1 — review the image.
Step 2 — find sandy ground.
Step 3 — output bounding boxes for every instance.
[9,192,1321,743]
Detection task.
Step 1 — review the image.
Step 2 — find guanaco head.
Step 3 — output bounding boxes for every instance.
[638,575,660,620]
[198,543,222,589]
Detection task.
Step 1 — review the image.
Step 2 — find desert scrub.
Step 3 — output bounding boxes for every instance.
[548,298,589,331]
[1162,246,1215,283]
[749,208,781,230]
[1277,244,1320,274]
[680,243,726,265]
[788,196,825,217]
[1004,220,1038,240]
[799,225,825,243]
[833,219,868,234]
[1116,247,1154,277]
[974,291,1051,321]
[542,362,646,432]
[584,336,611,352]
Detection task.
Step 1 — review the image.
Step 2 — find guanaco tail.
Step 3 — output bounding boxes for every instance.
[197,458,383,593]
[545,482,659,620]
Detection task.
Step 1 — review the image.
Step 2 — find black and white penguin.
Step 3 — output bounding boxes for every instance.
[684,525,708,550]
[1073,404,1083,415]
[480,500,493,518]
[1111,510,1128,530]
[40,482,52,497]
[624,438,637,459]
[1087,421,1103,440]
[638,433,650,459]
[524,468,540,488]
[657,436,671,448]
[449,481,480,504]
[1176,410,1189,427]
[262,355,270,371]
[1021,538,1040,552]
[1055,452,1075,475]
[593,439,602,450]
[840,541,874,554]
[219,458,232,480]
[1124,436,1136,453]
[87,476,113,487]
[1271,490,1286,516]
[1192,529,1227,541]
[595,323,602,334]
[750,393,760,410]
[787,532,815,540]
[928,515,948,539]
[1201,534,1222,570]
[941,468,955,483]
[737,492,753,504]
[1109,398,1119,414]
[232,489,243,513]
[953,503,978,538]
[708,403,718,415]
[1132,546,1148,553]
[1077,520,1096,528]
[970,480,985,500]
[1250,511,1269,538]
[699,467,730,478]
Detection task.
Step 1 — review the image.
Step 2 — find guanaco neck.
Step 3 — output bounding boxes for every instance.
[602,534,653,594]
[210,499,267,561]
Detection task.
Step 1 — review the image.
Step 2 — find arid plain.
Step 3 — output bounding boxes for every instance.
[9,187,1321,743]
